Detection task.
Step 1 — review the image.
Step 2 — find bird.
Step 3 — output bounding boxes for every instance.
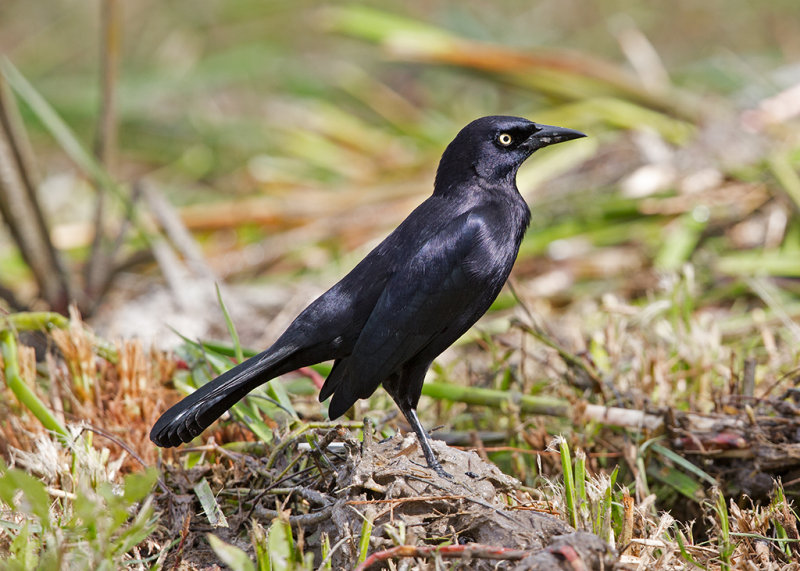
[150,115,586,477]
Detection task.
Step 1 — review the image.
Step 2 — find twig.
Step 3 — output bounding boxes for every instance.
[317,535,351,570]
[80,424,170,494]
[169,512,192,571]
[141,180,216,281]
[241,429,341,524]
[307,426,345,473]
[470,430,490,463]
[0,74,70,311]
[741,357,756,398]
[347,495,467,506]
[422,381,663,431]
[252,504,333,526]
[0,281,24,311]
[94,0,119,168]
[85,183,146,314]
[268,486,332,507]
[354,543,530,570]
[85,0,121,301]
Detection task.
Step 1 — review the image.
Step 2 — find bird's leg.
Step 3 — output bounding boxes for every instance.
[401,406,452,479]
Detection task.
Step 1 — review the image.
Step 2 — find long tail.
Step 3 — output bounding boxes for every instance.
[150,345,295,447]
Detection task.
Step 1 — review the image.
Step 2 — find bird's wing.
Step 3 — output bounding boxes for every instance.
[324,208,503,417]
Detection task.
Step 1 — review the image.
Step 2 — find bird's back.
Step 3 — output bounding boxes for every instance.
[320,187,530,416]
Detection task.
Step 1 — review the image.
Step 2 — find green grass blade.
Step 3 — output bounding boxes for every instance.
[0,329,69,439]
[650,443,717,485]
[207,534,256,571]
[193,478,228,528]
[559,438,578,529]
[1,59,118,197]
[216,284,243,364]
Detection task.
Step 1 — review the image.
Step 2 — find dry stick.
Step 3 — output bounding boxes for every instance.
[307,425,345,474]
[401,473,521,524]
[140,181,216,281]
[0,282,23,312]
[470,430,491,463]
[0,76,70,310]
[80,424,170,494]
[86,182,144,314]
[757,365,800,399]
[347,495,467,506]
[422,381,663,431]
[741,357,756,398]
[94,0,119,168]
[619,490,635,556]
[0,77,64,298]
[169,512,192,571]
[268,486,332,507]
[354,543,530,571]
[85,0,121,302]
[270,428,342,484]
[132,180,219,314]
[242,428,341,523]
[318,535,351,570]
[252,504,333,527]
[0,75,39,208]
[264,422,357,469]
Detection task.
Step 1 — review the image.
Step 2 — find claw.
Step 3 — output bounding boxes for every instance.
[401,406,452,478]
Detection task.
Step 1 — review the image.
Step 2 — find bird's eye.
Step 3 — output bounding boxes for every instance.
[497,133,513,146]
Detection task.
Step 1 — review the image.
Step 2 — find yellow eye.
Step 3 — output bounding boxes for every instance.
[497,133,513,146]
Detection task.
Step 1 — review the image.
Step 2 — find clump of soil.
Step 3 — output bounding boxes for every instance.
[155,428,616,570]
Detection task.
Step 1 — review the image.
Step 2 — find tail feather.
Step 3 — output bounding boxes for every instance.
[150,346,293,447]
[320,359,383,420]
[319,360,358,419]
[318,359,343,403]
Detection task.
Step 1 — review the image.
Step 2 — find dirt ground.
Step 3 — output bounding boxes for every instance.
[154,428,616,570]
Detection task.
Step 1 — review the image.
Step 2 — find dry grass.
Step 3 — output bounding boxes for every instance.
[1,274,799,568]
[1,2,800,568]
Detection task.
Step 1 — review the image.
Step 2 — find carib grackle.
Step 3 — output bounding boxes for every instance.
[150,116,585,477]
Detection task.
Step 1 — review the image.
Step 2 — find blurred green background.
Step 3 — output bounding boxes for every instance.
[3,4,800,565]
[1,0,799,322]
[3,0,798,189]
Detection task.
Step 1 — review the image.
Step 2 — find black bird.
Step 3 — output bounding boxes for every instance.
[150,116,585,477]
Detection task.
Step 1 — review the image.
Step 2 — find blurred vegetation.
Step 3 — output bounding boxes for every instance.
[1,1,799,304]
[2,0,800,568]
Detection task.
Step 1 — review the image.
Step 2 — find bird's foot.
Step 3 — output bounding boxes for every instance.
[429,461,453,480]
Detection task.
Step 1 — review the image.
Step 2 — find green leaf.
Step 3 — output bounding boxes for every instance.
[0,329,69,439]
[250,520,270,571]
[559,438,578,528]
[0,463,52,530]
[650,443,716,485]
[216,284,244,364]
[646,460,706,502]
[207,533,256,571]
[111,497,158,557]
[654,208,709,271]
[193,478,229,528]
[9,519,41,569]
[268,517,294,569]
[122,468,158,504]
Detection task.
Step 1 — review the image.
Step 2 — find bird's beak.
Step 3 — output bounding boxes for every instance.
[525,123,587,150]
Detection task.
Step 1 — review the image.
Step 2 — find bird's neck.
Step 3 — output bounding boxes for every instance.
[433,168,521,198]
[432,175,531,239]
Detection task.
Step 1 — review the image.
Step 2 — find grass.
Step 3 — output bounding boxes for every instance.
[2,1,800,568]
[1,273,799,567]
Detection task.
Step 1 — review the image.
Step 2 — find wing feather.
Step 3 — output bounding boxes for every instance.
[325,210,503,417]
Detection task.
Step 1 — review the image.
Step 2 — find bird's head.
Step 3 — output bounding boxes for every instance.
[434,115,586,194]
